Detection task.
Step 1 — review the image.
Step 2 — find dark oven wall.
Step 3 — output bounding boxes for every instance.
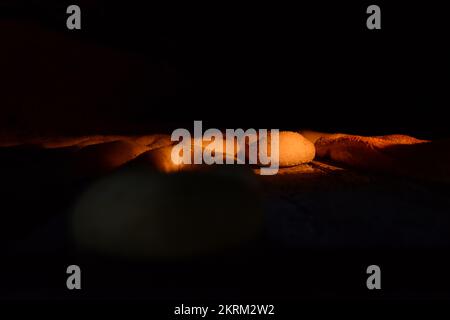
[0,1,448,138]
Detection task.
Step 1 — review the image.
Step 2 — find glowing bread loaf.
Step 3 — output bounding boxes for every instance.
[127,135,243,174]
[186,132,315,169]
[249,131,315,167]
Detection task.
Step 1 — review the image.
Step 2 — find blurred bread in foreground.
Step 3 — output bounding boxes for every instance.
[70,166,263,259]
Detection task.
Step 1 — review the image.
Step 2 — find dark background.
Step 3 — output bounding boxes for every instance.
[1,1,450,311]
[0,1,448,138]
